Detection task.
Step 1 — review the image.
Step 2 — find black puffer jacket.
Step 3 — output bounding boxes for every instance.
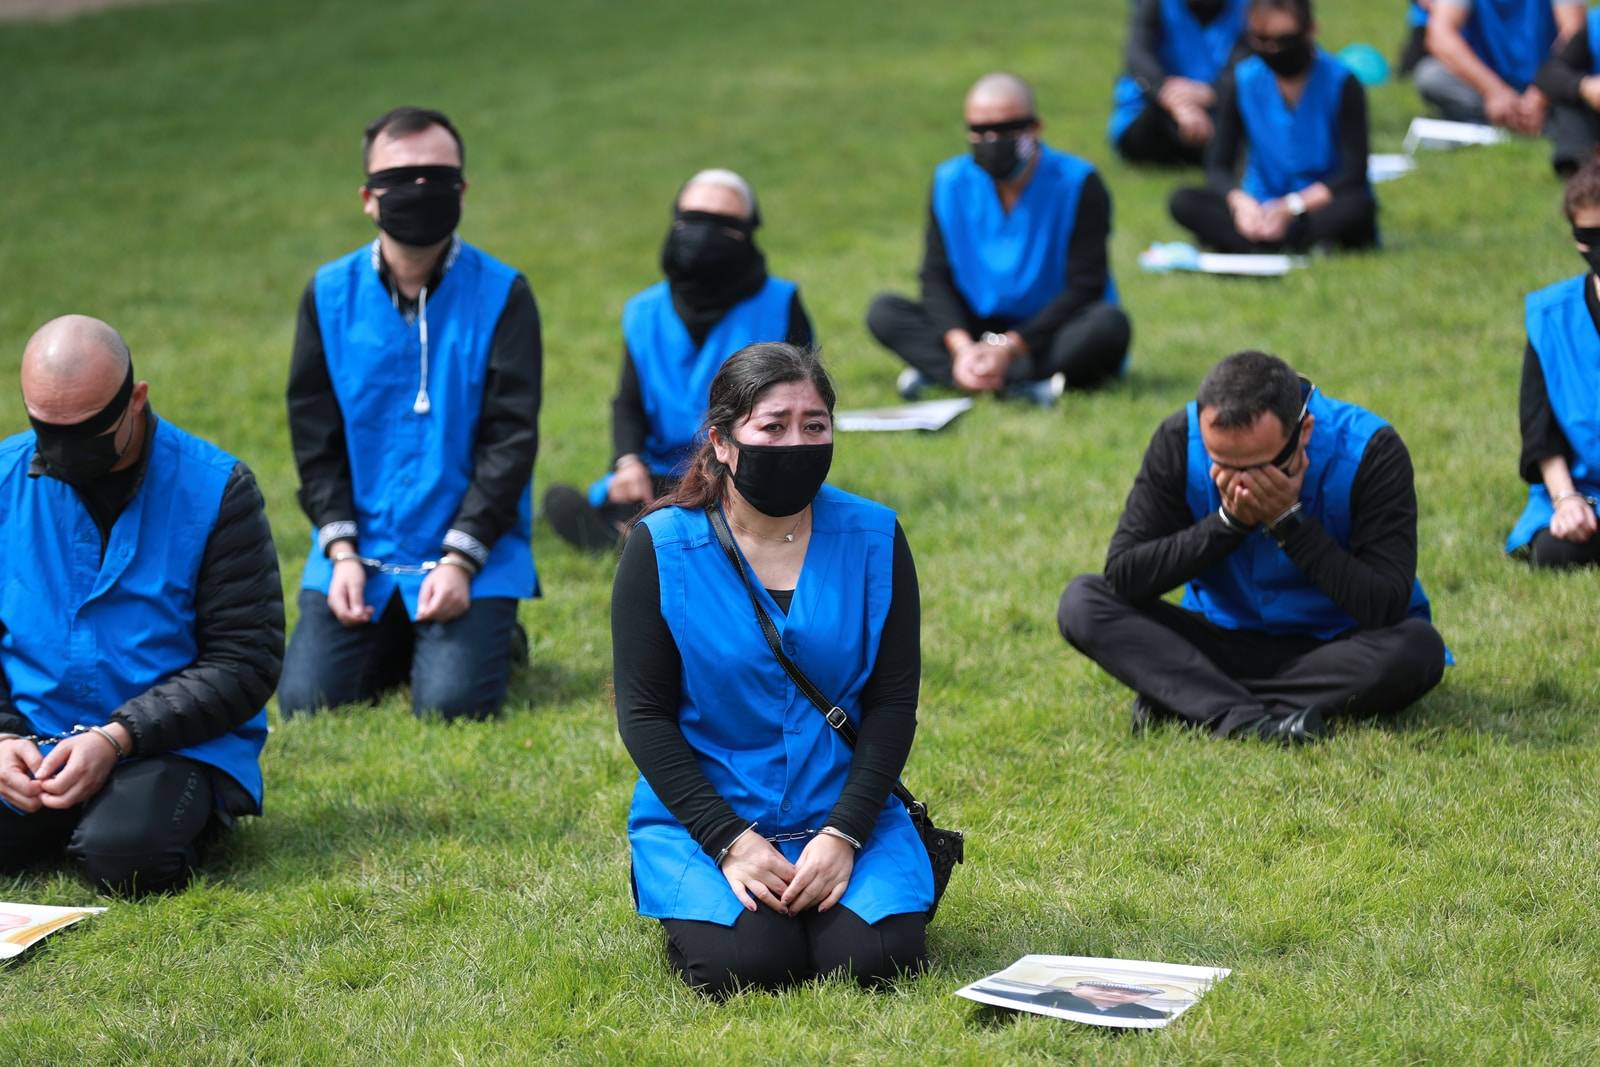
[0,445,285,766]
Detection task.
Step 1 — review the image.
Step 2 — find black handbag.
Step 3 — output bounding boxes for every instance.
[706,505,964,918]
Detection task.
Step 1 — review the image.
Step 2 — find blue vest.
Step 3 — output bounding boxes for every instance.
[301,241,538,618]
[1409,2,1429,29]
[1108,0,1249,143]
[586,276,798,507]
[1590,6,1600,74]
[626,486,933,926]
[1180,393,1436,638]
[0,418,268,810]
[1236,50,1361,202]
[1462,0,1557,90]
[931,146,1120,326]
[1509,274,1600,552]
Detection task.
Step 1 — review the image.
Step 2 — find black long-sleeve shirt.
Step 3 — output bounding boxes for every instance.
[1122,0,1249,94]
[919,167,1114,354]
[1,415,285,793]
[287,242,542,567]
[1518,272,1598,482]
[1205,70,1370,197]
[610,291,815,464]
[1104,409,1420,631]
[612,521,920,856]
[1535,17,1595,104]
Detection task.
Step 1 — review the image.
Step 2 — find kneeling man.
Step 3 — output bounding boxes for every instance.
[0,316,282,894]
[1059,350,1445,742]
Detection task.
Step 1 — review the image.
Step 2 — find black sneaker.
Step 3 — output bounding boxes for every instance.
[509,622,530,670]
[543,484,621,552]
[1252,707,1326,745]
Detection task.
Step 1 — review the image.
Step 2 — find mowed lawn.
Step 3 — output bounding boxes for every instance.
[1,0,1597,1063]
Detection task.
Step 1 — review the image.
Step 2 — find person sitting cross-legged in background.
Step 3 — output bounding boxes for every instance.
[1169,0,1378,254]
[1532,5,1600,175]
[1507,159,1600,566]
[1058,350,1447,743]
[279,106,542,721]
[0,316,282,895]
[543,169,813,552]
[1109,0,1250,167]
[867,71,1130,408]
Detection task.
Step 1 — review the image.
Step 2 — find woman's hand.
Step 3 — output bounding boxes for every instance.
[1551,494,1598,542]
[719,829,797,914]
[780,833,856,914]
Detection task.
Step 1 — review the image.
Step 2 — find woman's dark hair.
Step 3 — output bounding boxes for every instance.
[1196,350,1303,431]
[1563,155,1600,221]
[1248,0,1313,31]
[640,342,836,520]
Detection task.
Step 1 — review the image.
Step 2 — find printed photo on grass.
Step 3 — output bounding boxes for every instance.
[955,954,1231,1029]
[0,903,107,960]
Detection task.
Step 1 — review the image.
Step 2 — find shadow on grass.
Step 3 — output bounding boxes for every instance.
[1390,680,1598,748]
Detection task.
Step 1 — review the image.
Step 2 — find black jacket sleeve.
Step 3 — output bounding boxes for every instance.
[1536,23,1593,104]
[1324,76,1371,197]
[286,281,356,545]
[1274,427,1419,629]
[1015,172,1114,353]
[918,196,975,337]
[1520,340,1571,483]
[445,276,542,564]
[1204,72,1246,194]
[1124,0,1170,91]
[824,525,919,845]
[109,462,285,755]
[1104,412,1251,601]
[786,290,815,348]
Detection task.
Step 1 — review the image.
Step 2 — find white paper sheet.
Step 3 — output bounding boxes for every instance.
[0,902,107,959]
[835,397,973,432]
[1140,242,1302,277]
[1402,117,1510,153]
[1368,153,1416,184]
[955,954,1231,1030]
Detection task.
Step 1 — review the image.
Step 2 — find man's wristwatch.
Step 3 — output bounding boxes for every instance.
[1285,191,1308,217]
[1266,502,1306,546]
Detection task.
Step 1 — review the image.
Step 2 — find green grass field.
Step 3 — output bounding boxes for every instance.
[2,0,1598,1062]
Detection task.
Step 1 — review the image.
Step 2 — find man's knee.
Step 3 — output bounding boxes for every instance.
[411,656,509,721]
[1058,573,1116,650]
[813,912,928,987]
[865,292,913,345]
[1370,618,1446,703]
[665,919,803,998]
[71,848,195,897]
[1084,302,1132,358]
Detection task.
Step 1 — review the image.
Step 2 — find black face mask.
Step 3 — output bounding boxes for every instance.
[1255,35,1315,77]
[29,365,135,486]
[731,441,833,518]
[1575,226,1600,274]
[661,212,757,288]
[367,165,464,247]
[1187,0,1226,22]
[971,132,1037,181]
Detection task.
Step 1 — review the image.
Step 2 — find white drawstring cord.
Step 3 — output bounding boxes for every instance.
[412,285,431,415]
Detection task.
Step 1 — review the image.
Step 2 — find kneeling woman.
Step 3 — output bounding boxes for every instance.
[612,342,932,996]
[1508,159,1600,567]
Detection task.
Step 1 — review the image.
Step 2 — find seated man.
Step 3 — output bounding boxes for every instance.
[0,316,281,895]
[1398,2,1431,77]
[280,106,541,721]
[1533,5,1600,175]
[1416,0,1583,146]
[867,72,1130,407]
[1059,350,1446,743]
[542,169,812,552]
[1109,0,1250,167]
[1508,158,1600,566]
[1170,0,1378,254]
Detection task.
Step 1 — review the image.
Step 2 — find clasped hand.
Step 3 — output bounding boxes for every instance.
[1550,494,1598,543]
[1213,460,1304,528]
[719,829,855,915]
[952,338,1012,393]
[1228,191,1289,243]
[0,734,119,813]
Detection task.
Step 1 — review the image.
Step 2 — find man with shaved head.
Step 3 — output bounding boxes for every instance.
[542,168,813,551]
[867,72,1131,406]
[281,106,542,720]
[0,315,282,895]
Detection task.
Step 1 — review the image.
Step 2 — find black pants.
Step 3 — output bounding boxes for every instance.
[1168,186,1379,254]
[1529,528,1600,569]
[1115,103,1208,167]
[1548,104,1600,176]
[1058,574,1446,737]
[865,293,1130,391]
[660,904,927,998]
[0,754,236,896]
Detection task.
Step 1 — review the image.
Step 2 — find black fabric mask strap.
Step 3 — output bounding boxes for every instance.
[28,363,134,437]
[365,165,464,190]
[675,209,754,234]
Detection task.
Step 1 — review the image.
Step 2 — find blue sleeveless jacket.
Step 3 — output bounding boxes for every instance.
[1461,0,1557,90]
[301,240,538,617]
[1108,0,1249,144]
[1236,49,1362,202]
[0,418,268,809]
[931,145,1120,325]
[1409,2,1429,29]
[1181,393,1436,638]
[586,276,798,507]
[1590,6,1600,74]
[626,486,933,926]
[1509,274,1600,552]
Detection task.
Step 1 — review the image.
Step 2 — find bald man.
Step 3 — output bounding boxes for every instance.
[0,316,282,895]
[542,169,813,551]
[867,72,1131,407]
[281,105,542,720]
